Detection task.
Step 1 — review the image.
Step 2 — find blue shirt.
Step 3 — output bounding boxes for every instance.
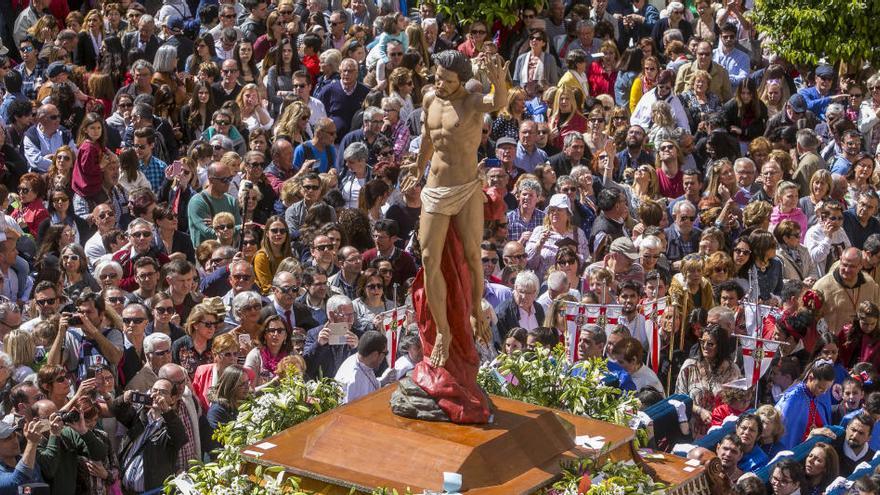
[712,47,750,88]
[0,458,39,495]
[830,154,853,176]
[292,141,336,173]
[799,86,835,120]
[514,143,548,174]
[140,155,168,192]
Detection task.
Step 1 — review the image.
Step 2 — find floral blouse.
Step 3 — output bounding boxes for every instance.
[675,357,742,438]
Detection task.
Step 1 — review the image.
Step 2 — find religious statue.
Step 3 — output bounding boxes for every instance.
[391,50,508,424]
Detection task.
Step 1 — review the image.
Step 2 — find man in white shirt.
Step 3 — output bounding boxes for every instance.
[617,280,648,350]
[335,330,395,403]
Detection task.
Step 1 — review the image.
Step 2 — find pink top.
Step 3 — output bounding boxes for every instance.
[769,206,808,242]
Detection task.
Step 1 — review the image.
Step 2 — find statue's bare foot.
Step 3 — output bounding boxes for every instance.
[430,330,450,367]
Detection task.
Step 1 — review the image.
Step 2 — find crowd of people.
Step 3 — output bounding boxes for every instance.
[0,0,878,493]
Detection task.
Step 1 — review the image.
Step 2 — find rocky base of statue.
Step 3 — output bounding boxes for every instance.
[391,223,492,424]
[390,376,451,422]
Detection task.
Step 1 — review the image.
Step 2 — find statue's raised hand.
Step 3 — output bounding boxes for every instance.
[484,55,510,88]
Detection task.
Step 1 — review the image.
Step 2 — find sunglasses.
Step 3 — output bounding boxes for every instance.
[200,320,220,328]
[52,197,70,204]
[99,273,119,279]
[151,349,171,356]
[274,285,299,294]
[232,274,253,281]
[266,326,287,335]
[313,244,334,251]
[241,303,262,312]
[130,231,152,238]
[97,210,115,220]
[17,187,30,194]
[215,120,231,126]
[133,143,147,150]
[62,254,80,261]
[241,239,259,246]
[123,317,146,325]
[302,184,321,191]
[155,306,175,315]
[107,296,127,304]
[366,283,383,290]
[481,257,498,264]
[269,227,287,234]
[678,215,695,222]
[36,297,57,306]
[214,223,234,231]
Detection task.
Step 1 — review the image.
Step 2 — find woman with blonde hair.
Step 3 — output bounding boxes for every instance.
[3,329,37,382]
[236,83,274,132]
[490,86,528,141]
[254,215,292,293]
[47,145,76,191]
[679,69,722,134]
[212,211,236,247]
[173,302,223,377]
[799,169,833,227]
[703,251,735,294]
[75,10,104,71]
[547,85,587,150]
[760,77,788,118]
[770,181,808,241]
[756,404,786,459]
[602,160,658,215]
[774,219,817,285]
[647,100,685,147]
[274,100,311,144]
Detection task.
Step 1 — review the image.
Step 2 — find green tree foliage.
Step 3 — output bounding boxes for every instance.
[433,0,544,27]
[751,0,880,66]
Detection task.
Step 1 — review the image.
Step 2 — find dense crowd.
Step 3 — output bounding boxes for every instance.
[0,0,878,493]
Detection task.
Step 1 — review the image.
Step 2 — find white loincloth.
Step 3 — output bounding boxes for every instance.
[420,179,482,216]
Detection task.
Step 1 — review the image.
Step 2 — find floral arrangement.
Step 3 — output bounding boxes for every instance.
[164,374,342,494]
[477,345,642,426]
[543,458,667,495]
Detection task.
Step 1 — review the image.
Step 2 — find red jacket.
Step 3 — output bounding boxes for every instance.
[112,247,171,292]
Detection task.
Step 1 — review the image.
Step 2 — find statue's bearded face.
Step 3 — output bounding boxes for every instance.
[434,66,461,98]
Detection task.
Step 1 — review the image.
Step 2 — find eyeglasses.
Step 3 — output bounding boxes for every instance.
[133,144,147,150]
[36,297,57,306]
[274,285,299,294]
[137,271,157,279]
[242,239,259,246]
[366,283,383,290]
[123,317,146,325]
[313,244,334,251]
[678,215,695,222]
[211,257,231,265]
[52,197,69,204]
[232,274,253,281]
[221,69,238,74]
[378,268,393,274]
[155,306,175,315]
[17,187,30,194]
[733,248,751,255]
[97,210,115,220]
[659,144,675,151]
[130,231,152,238]
[481,257,498,264]
[302,184,321,191]
[61,254,80,261]
[210,175,235,184]
[292,83,308,89]
[240,303,262,312]
[151,349,171,356]
[557,259,577,267]
[99,273,119,280]
[107,296,127,304]
[266,326,287,335]
[220,13,235,18]
[214,120,231,126]
[200,320,220,328]
[214,223,234,231]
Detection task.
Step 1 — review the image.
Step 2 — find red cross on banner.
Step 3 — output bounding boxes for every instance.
[738,335,782,387]
[382,306,408,368]
[640,297,667,373]
[583,303,623,329]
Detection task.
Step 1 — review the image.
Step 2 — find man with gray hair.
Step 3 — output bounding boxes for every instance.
[303,294,368,379]
[112,218,170,292]
[496,270,544,338]
[337,107,384,171]
[317,58,369,139]
[664,200,701,263]
[537,270,574,312]
[549,133,590,177]
[732,157,759,206]
[23,103,76,173]
[126,332,172,392]
[158,363,202,471]
[792,128,825,196]
[187,161,241,246]
[121,17,161,68]
[270,271,318,331]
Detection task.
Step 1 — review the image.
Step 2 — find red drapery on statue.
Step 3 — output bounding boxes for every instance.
[410,223,491,424]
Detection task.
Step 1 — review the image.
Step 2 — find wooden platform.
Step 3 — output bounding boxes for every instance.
[240,386,704,494]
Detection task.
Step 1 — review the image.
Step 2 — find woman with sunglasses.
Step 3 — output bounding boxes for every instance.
[34,224,77,275]
[254,215,292,294]
[192,333,255,412]
[244,314,293,383]
[152,202,196,264]
[12,172,49,235]
[353,268,395,322]
[147,292,186,342]
[36,364,72,410]
[60,244,100,297]
[173,303,222,378]
[513,28,559,87]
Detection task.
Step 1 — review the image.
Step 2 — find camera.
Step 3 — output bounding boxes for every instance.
[130,391,153,405]
[63,312,82,325]
[60,409,80,424]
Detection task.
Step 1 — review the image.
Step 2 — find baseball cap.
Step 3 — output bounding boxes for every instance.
[46,61,71,79]
[166,15,184,32]
[0,420,16,440]
[547,193,571,214]
[815,64,835,80]
[788,93,807,114]
[610,236,639,261]
[496,137,517,147]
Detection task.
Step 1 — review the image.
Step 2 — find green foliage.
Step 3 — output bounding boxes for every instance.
[751,0,880,66]
[543,458,667,495]
[433,0,544,27]
[164,374,342,494]
[477,345,641,426]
